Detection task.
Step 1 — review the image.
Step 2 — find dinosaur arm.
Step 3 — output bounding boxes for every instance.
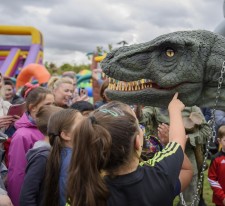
[139,106,155,126]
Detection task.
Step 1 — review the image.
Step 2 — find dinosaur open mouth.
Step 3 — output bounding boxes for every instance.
[107,77,177,91]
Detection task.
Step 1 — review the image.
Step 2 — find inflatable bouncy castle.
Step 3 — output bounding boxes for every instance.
[0,26,44,77]
[0,26,50,89]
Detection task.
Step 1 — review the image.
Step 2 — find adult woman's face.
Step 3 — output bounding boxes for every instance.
[4,84,14,101]
[53,83,74,107]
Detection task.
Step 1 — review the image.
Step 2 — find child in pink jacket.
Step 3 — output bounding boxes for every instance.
[7,86,54,206]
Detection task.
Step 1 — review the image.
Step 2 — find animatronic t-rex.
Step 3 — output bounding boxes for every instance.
[101,30,225,110]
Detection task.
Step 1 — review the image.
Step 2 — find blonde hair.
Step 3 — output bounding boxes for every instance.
[47,76,73,91]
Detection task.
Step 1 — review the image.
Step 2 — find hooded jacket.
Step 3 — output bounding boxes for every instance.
[0,176,7,195]
[7,113,44,206]
[20,141,51,206]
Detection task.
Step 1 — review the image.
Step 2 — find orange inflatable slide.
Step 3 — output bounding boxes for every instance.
[16,63,51,89]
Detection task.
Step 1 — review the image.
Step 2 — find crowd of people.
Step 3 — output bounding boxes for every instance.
[0,69,224,206]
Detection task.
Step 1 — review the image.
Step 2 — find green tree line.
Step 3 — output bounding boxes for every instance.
[45,62,91,75]
[44,42,126,75]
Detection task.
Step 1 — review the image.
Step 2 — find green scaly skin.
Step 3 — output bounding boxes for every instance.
[101,30,225,110]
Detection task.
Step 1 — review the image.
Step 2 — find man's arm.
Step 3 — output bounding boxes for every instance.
[157,123,193,192]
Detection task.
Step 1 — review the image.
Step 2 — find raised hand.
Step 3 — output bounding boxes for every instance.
[168,92,185,112]
[157,123,169,146]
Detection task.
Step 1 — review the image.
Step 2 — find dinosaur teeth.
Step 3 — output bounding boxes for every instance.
[119,84,122,91]
[107,78,153,92]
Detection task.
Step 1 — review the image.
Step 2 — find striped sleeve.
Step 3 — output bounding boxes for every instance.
[140,142,182,167]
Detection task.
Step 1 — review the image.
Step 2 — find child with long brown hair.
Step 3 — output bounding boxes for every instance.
[43,109,83,206]
[7,86,54,206]
[67,93,193,206]
[20,105,63,206]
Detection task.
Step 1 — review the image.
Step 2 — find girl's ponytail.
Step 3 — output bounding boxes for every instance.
[44,109,80,206]
[67,116,112,206]
[67,101,139,206]
[44,134,63,206]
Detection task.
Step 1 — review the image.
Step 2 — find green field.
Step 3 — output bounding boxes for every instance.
[202,168,214,206]
[173,163,214,206]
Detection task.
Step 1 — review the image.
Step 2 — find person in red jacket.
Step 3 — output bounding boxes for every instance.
[208,125,225,206]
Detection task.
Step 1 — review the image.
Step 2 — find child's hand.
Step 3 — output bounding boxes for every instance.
[168,92,185,112]
[13,115,20,122]
[157,123,169,146]
[0,194,13,206]
[0,116,14,128]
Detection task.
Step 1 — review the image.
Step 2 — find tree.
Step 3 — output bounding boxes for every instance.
[45,62,91,75]
[45,62,58,75]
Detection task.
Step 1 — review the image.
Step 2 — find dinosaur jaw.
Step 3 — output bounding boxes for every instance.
[108,77,180,91]
[106,77,202,107]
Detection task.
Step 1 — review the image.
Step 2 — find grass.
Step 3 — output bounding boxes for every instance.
[173,160,214,206]
[202,168,213,206]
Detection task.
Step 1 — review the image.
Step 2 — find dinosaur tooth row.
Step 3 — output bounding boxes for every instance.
[108,78,153,91]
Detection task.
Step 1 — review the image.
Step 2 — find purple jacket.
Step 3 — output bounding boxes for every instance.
[7,113,44,206]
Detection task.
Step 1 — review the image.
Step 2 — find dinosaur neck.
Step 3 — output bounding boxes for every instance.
[198,86,225,110]
[200,35,225,110]
[204,32,225,82]
[200,59,225,110]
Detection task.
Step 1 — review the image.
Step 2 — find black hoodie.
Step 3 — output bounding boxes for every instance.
[20,141,51,206]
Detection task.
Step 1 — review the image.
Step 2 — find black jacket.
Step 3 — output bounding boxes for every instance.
[19,141,50,206]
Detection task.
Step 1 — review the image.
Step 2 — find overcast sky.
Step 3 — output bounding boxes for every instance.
[1,0,224,66]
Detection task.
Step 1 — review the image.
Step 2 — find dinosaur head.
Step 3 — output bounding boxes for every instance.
[101,30,225,109]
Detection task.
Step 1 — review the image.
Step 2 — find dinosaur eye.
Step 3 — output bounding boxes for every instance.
[165,48,175,57]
